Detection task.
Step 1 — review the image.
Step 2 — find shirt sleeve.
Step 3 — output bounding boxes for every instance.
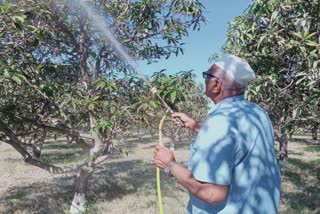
[189,114,237,185]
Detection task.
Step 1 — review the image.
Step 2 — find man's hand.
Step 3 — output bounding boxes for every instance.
[172,112,201,133]
[154,145,229,204]
[154,145,175,169]
[172,112,194,128]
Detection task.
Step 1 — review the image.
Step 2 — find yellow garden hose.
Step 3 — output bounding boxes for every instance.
[156,115,167,214]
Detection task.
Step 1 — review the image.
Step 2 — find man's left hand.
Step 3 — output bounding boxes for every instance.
[154,145,175,169]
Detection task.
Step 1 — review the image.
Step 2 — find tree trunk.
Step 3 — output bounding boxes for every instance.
[312,131,318,143]
[311,122,319,143]
[34,130,47,158]
[278,132,288,161]
[70,166,94,214]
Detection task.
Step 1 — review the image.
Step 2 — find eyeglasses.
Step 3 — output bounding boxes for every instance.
[202,72,218,80]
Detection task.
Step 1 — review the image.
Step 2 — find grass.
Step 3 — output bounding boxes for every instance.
[0,134,319,213]
[279,142,320,214]
[304,146,320,153]
[0,177,75,214]
[34,141,86,165]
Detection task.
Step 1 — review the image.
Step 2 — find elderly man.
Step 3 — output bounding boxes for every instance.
[154,54,281,214]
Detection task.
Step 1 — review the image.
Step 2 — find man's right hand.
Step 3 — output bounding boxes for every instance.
[171,112,194,128]
[172,112,202,133]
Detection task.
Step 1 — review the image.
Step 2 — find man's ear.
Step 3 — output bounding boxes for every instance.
[211,79,222,94]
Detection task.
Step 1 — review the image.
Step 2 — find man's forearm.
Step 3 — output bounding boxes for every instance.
[169,162,228,204]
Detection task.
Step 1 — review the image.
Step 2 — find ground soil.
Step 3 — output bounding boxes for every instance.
[0,134,319,214]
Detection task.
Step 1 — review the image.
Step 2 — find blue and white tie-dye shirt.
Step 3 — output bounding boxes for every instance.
[187,95,281,214]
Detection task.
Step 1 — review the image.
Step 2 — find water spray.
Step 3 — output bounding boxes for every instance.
[77,1,184,126]
[76,2,184,214]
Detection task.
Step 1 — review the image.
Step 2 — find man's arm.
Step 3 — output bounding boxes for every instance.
[154,145,229,204]
[170,162,229,204]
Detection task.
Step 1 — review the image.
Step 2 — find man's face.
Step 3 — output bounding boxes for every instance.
[204,65,220,99]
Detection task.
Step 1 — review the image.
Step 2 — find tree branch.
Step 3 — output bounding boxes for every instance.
[0,118,110,174]
[0,111,94,140]
[117,0,131,19]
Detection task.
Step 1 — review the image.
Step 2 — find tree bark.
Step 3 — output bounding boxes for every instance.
[311,122,319,143]
[33,130,47,158]
[70,166,94,214]
[278,132,288,161]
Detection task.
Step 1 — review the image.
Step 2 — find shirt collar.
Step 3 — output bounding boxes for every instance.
[208,95,245,115]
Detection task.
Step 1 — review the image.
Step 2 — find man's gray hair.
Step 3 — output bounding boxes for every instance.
[215,70,247,94]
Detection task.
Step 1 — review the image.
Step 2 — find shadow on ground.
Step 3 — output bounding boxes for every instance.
[0,158,183,214]
[43,142,82,150]
[289,137,318,145]
[281,158,320,213]
[0,176,74,214]
[39,151,84,165]
[5,134,318,213]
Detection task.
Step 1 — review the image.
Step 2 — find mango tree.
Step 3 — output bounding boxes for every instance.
[223,0,320,160]
[0,0,206,212]
[138,70,208,147]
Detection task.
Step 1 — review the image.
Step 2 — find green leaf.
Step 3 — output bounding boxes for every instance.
[307,80,317,87]
[70,101,76,110]
[170,91,177,103]
[305,32,317,39]
[150,100,158,109]
[107,81,117,91]
[14,73,27,81]
[296,77,306,85]
[76,90,83,97]
[306,41,319,47]
[295,72,306,77]
[92,96,100,101]
[270,11,278,22]
[95,80,106,90]
[292,32,302,39]
[312,87,320,93]
[12,15,25,23]
[34,64,43,73]
[11,75,22,85]
[309,50,318,58]
[4,69,10,78]
[88,103,95,110]
[258,35,267,48]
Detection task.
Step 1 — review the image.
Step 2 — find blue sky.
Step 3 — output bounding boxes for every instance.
[138,0,252,83]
